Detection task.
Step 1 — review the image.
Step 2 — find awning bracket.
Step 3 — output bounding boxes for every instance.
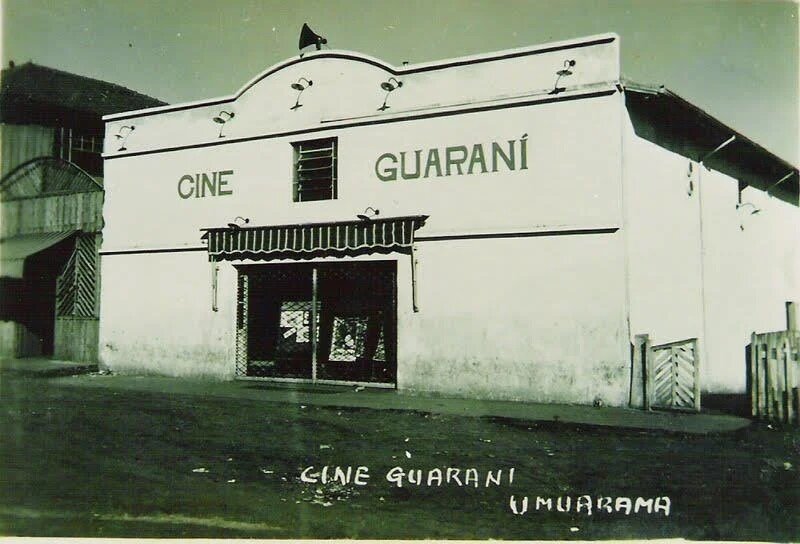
[699,134,736,167]
[766,170,796,195]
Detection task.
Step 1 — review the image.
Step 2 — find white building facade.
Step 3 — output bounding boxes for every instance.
[99,34,799,407]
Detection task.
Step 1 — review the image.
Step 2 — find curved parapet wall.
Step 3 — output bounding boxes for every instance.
[102,34,620,158]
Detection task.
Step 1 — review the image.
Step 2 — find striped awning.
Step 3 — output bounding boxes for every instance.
[201,215,428,262]
[0,230,77,277]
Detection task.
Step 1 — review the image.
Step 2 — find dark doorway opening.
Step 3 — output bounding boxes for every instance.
[8,236,76,356]
[241,261,397,385]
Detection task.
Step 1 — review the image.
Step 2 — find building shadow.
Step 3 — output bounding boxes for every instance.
[701,343,751,417]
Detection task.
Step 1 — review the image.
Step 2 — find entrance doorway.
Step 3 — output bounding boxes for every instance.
[10,236,75,356]
[237,261,397,385]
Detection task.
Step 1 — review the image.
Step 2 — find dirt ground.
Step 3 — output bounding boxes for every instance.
[1,370,798,540]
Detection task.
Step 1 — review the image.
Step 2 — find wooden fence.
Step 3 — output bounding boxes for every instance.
[750,330,799,425]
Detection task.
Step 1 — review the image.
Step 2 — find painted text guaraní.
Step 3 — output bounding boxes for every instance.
[375,135,528,182]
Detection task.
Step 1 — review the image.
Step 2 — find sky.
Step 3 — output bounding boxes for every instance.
[1,0,797,164]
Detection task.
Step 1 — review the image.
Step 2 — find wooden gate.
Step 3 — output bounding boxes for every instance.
[646,338,701,412]
[55,233,98,318]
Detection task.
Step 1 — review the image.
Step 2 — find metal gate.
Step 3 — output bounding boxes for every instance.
[646,338,701,411]
[235,261,397,386]
[234,273,249,377]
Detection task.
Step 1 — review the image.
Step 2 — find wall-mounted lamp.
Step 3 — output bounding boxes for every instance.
[114,125,135,151]
[213,111,235,138]
[378,77,403,111]
[548,59,576,95]
[227,216,250,230]
[736,202,761,231]
[736,202,761,215]
[290,78,313,110]
[356,207,380,221]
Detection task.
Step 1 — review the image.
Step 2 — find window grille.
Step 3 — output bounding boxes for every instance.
[71,134,104,153]
[55,128,104,176]
[292,138,337,202]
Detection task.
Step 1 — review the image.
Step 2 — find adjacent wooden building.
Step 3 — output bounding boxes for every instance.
[0,62,165,361]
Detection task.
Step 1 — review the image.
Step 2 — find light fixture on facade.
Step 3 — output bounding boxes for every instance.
[290,78,313,110]
[356,207,380,221]
[227,216,250,230]
[736,202,761,215]
[378,77,403,111]
[114,125,135,151]
[213,111,235,138]
[736,202,761,231]
[548,59,576,95]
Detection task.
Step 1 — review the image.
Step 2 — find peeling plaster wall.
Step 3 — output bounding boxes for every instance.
[99,235,630,405]
[397,234,630,405]
[98,252,236,378]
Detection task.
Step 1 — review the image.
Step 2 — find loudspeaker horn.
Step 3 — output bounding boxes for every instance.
[299,23,327,51]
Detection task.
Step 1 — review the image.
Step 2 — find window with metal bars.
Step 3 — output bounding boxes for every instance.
[54,127,104,176]
[292,137,337,202]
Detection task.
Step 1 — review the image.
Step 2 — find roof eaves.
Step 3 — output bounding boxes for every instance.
[622,78,797,173]
[621,79,798,203]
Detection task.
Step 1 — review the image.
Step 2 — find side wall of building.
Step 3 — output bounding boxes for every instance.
[698,168,800,392]
[623,113,800,394]
[623,119,705,348]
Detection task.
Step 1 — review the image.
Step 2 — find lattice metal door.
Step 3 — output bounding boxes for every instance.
[647,338,701,411]
[234,273,249,376]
